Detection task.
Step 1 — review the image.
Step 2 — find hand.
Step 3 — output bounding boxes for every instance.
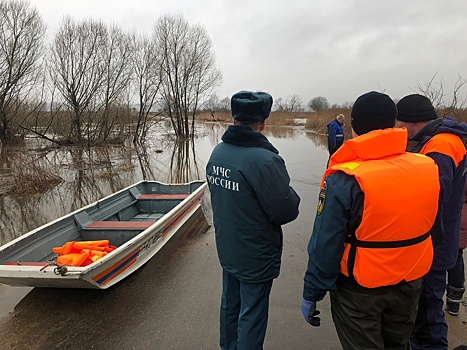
[301,298,321,327]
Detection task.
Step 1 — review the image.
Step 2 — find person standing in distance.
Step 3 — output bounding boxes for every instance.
[327,114,345,156]
[206,90,300,350]
[395,94,467,350]
[302,91,441,350]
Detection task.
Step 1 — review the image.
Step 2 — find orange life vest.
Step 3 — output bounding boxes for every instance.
[324,128,440,288]
[53,240,116,267]
[420,133,466,166]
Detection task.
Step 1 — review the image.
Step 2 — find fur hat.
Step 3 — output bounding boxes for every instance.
[396,94,438,122]
[231,91,273,122]
[351,91,397,135]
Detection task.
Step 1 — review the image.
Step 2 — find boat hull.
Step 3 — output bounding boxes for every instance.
[0,181,209,289]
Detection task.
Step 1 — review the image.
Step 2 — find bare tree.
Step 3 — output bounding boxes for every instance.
[219,96,230,111]
[131,33,163,143]
[288,95,303,112]
[95,25,133,142]
[275,95,303,112]
[308,96,330,112]
[205,94,219,120]
[0,0,46,145]
[49,17,108,144]
[274,98,285,111]
[416,73,467,118]
[154,14,222,138]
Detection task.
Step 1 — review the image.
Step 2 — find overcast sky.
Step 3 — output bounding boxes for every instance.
[31,0,467,106]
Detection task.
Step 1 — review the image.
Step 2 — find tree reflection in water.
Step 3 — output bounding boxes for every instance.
[0,127,207,245]
[0,122,329,245]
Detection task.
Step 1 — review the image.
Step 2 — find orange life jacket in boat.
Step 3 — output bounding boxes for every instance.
[53,240,116,267]
[324,128,440,288]
[53,240,116,255]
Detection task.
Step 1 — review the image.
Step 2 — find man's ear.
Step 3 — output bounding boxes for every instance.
[259,120,266,131]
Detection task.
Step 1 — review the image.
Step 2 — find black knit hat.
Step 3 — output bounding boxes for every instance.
[231,91,273,122]
[351,91,397,135]
[396,94,438,122]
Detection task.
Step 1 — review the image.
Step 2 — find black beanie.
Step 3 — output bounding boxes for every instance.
[351,91,397,135]
[231,91,273,122]
[396,94,437,122]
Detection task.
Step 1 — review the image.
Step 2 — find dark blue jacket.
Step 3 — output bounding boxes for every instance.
[303,171,363,302]
[327,119,344,154]
[410,117,467,270]
[206,125,300,282]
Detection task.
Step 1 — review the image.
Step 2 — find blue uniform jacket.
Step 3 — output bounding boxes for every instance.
[410,117,467,270]
[303,171,363,302]
[206,125,300,282]
[327,119,344,153]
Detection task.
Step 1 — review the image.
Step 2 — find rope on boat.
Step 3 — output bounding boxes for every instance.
[43,259,68,276]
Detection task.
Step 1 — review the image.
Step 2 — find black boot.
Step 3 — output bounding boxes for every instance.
[446,284,465,316]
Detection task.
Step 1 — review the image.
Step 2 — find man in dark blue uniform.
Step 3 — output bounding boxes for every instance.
[206,90,300,350]
[327,114,345,156]
[396,94,467,350]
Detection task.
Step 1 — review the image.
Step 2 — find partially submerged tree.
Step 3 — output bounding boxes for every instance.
[131,33,162,144]
[49,17,108,144]
[0,0,46,145]
[154,14,222,138]
[96,25,133,141]
[49,18,135,145]
[205,94,219,119]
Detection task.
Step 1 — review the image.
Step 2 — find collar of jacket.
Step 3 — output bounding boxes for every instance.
[328,128,407,168]
[221,125,279,154]
[410,118,443,143]
[409,117,467,152]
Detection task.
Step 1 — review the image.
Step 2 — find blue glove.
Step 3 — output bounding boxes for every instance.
[301,298,321,326]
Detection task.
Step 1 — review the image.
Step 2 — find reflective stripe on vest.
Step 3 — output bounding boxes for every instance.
[326,140,439,288]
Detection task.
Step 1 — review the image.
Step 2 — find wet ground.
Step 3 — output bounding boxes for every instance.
[0,123,466,349]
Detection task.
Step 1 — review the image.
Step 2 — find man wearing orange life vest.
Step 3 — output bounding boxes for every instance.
[302,91,442,350]
[395,94,467,350]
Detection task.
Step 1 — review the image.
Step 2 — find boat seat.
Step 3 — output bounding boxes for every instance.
[2,261,48,266]
[80,220,156,246]
[138,194,189,200]
[131,213,165,221]
[84,221,155,230]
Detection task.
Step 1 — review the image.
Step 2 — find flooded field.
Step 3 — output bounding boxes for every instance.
[0,122,328,246]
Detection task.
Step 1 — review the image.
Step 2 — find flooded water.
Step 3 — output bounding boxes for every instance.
[0,122,340,350]
[0,122,465,349]
[0,122,329,246]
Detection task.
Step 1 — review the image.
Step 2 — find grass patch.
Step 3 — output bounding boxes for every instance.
[2,153,63,196]
[196,108,467,141]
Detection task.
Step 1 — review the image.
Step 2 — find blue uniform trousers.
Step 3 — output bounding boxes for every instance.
[411,269,448,350]
[220,269,273,350]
